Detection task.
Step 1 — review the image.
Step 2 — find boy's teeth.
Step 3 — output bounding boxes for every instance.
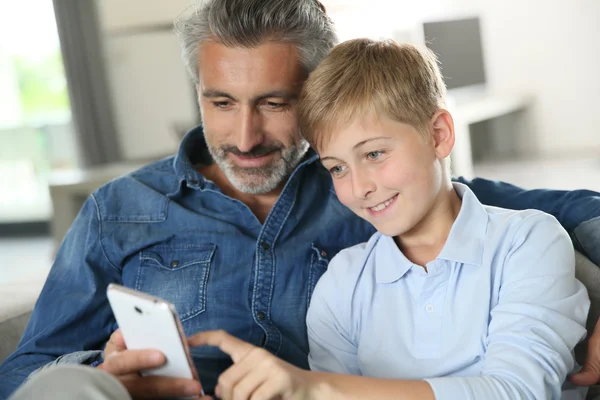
[369,197,394,212]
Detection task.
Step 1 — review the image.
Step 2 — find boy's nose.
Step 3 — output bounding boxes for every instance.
[352,168,376,199]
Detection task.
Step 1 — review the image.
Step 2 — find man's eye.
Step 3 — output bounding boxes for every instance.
[367,151,383,160]
[265,101,287,109]
[213,101,230,108]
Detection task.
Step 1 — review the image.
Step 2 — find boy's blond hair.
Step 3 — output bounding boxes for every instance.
[299,38,447,150]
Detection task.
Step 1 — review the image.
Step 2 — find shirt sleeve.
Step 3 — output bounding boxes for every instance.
[455,176,600,239]
[426,213,590,400]
[306,251,362,375]
[0,195,120,398]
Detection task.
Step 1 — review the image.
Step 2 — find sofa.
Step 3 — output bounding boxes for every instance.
[1,252,599,394]
[0,275,47,363]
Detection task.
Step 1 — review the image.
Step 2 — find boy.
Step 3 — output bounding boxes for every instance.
[189,39,589,400]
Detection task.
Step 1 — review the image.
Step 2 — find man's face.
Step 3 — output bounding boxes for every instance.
[197,41,309,194]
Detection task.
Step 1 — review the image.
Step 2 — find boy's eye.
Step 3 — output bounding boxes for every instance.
[367,151,383,160]
[329,165,347,176]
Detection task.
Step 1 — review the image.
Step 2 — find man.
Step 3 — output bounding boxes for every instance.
[2,0,599,399]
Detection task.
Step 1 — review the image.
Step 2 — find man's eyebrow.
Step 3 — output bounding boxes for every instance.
[201,90,297,103]
[252,91,298,102]
[202,90,236,100]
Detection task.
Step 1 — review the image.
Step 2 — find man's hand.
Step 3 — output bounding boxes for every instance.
[98,329,204,399]
[571,318,600,386]
[189,330,314,400]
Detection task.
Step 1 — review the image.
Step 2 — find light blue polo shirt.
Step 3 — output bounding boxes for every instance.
[307,183,590,399]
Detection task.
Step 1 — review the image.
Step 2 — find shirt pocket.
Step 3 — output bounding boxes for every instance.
[135,243,216,322]
[307,243,330,309]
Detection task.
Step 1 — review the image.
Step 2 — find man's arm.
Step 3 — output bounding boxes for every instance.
[456,176,600,266]
[0,195,120,398]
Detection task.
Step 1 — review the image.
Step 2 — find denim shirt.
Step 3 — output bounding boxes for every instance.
[1,126,599,398]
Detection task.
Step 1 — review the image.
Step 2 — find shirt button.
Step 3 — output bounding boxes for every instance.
[261,242,270,250]
[320,250,327,257]
[170,260,180,268]
[425,304,435,313]
[257,311,266,320]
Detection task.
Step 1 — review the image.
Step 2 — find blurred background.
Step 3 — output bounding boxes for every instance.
[0,0,599,283]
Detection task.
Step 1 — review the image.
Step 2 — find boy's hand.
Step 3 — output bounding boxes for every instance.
[98,329,204,399]
[189,330,314,400]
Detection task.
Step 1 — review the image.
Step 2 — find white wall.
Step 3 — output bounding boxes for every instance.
[98,0,193,32]
[98,0,600,160]
[97,0,199,161]
[480,0,600,156]
[324,0,600,157]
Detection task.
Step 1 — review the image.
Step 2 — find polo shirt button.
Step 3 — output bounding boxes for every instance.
[170,260,180,268]
[425,304,435,313]
[257,311,266,320]
[261,242,270,250]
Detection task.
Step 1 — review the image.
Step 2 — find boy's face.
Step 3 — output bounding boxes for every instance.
[319,114,446,237]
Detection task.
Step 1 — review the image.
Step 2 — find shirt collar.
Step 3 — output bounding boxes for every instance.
[170,125,211,195]
[375,234,414,284]
[169,125,320,197]
[375,182,489,284]
[436,182,488,267]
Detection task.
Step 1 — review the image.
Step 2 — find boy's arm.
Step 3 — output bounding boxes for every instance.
[455,176,600,265]
[0,195,120,398]
[305,258,360,375]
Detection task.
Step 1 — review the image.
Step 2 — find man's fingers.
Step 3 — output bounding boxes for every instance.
[188,330,254,363]
[100,349,165,376]
[110,329,126,350]
[104,329,127,358]
[571,318,600,386]
[570,365,600,386]
[122,375,202,399]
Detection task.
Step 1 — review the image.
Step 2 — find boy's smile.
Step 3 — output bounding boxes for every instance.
[319,112,458,248]
[365,193,399,214]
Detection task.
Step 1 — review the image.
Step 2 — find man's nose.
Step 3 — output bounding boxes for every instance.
[351,168,376,199]
[235,107,264,152]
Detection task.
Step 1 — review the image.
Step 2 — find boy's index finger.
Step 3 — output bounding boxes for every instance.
[188,330,254,363]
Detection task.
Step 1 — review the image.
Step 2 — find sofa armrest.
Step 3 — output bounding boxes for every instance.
[0,277,46,363]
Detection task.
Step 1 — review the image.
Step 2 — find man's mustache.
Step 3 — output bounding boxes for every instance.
[222,144,283,158]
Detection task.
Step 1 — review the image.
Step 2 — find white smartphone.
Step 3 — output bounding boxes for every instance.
[106,284,202,393]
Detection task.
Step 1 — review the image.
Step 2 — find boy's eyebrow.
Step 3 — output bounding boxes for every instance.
[320,136,392,163]
[352,136,392,150]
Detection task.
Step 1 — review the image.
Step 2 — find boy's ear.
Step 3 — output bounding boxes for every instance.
[429,110,455,159]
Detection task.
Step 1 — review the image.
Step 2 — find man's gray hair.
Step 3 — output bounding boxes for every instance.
[174,0,338,84]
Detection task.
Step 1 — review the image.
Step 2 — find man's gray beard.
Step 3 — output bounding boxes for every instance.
[208,140,309,194]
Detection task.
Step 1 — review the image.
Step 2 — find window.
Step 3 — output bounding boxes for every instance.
[0,0,77,223]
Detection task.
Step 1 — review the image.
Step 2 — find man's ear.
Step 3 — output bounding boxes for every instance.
[429,110,455,159]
